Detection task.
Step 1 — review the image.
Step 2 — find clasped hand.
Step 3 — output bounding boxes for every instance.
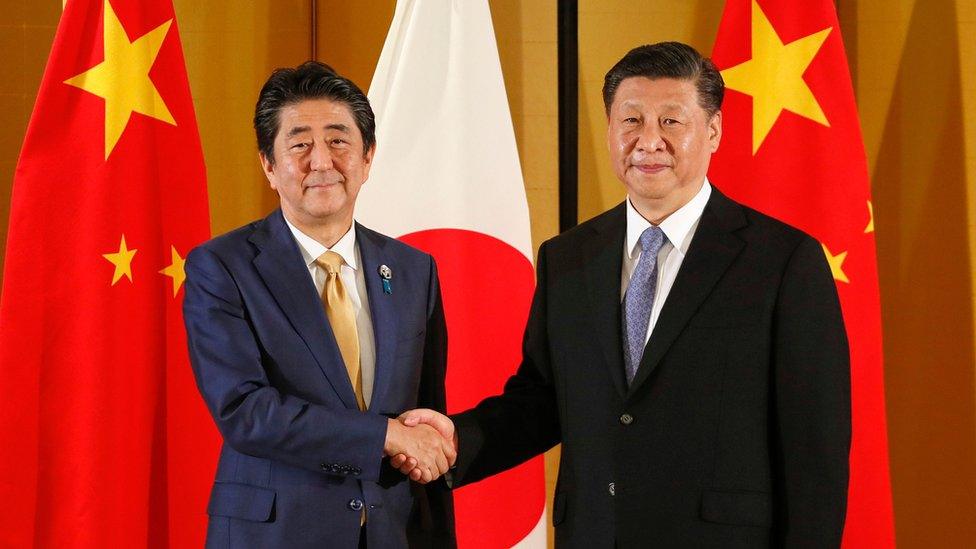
[383,409,456,484]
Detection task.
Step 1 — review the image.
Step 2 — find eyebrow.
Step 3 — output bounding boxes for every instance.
[285,124,351,138]
[619,100,687,112]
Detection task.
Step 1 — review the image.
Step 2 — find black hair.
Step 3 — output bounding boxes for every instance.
[602,42,724,117]
[254,61,375,165]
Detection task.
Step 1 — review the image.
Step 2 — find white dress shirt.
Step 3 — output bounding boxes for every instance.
[284,218,377,408]
[622,180,712,347]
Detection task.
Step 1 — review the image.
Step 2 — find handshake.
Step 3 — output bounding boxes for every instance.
[383,409,456,484]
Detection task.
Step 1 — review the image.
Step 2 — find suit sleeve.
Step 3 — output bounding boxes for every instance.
[409,256,457,548]
[182,246,389,481]
[416,256,449,422]
[772,235,852,547]
[450,240,562,486]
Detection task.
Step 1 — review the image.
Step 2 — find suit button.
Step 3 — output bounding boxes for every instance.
[619,413,634,425]
[348,499,364,511]
[608,482,615,496]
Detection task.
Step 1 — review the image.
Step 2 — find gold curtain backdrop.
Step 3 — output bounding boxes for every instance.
[1,1,974,546]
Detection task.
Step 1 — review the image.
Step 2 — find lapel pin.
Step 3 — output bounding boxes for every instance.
[379,265,392,294]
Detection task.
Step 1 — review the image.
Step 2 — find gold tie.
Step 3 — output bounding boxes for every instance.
[316,251,366,411]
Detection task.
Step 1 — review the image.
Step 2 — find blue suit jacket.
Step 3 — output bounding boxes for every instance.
[183,209,455,548]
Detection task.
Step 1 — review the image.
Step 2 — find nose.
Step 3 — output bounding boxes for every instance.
[635,123,666,153]
[309,142,335,171]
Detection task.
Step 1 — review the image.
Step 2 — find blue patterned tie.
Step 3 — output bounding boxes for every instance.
[624,226,666,384]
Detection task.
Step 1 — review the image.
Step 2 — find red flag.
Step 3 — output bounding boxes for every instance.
[709,0,894,546]
[0,0,218,547]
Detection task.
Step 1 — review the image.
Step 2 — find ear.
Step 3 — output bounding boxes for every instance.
[708,110,723,152]
[259,152,277,190]
[361,144,376,181]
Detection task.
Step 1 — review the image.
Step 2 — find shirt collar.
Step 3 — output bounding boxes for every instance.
[626,178,712,259]
[283,216,360,271]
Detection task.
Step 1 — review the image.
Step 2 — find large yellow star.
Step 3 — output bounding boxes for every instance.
[159,246,186,296]
[821,243,849,283]
[720,0,832,154]
[63,0,175,159]
[103,234,138,285]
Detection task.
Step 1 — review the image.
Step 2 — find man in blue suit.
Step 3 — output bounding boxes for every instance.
[183,61,456,548]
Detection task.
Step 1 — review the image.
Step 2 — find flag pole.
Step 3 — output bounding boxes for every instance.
[557,0,578,232]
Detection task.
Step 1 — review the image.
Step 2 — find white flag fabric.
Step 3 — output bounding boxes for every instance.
[359,0,546,547]
[359,0,532,263]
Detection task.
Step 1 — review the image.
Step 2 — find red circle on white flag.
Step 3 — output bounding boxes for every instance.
[401,229,546,547]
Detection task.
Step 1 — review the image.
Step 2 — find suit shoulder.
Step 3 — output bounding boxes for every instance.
[542,202,625,251]
[188,219,262,263]
[365,229,430,258]
[736,202,817,251]
[356,224,434,266]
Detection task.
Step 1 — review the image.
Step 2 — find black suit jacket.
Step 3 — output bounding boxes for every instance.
[452,188,851,548]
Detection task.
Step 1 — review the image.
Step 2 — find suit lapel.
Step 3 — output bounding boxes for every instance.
[628,189,747,396]
[355,223,399,412]
[249,210,359,410]
[582,203,629,400]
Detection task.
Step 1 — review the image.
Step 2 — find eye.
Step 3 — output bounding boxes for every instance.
[623,117,640,124]
[662,118,681,126]
[290,142,310,150]
[330,138,348,146]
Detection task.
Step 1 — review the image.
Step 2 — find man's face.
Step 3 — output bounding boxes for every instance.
[607,77,721,209]
[261,98,373,229]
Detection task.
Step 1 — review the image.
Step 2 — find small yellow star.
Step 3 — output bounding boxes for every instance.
[821,243,849,283]
[63,0,175,159]
[159,246,186,296]
[720,0,832,153]
[103,234,138,285]
[864,201,874,233]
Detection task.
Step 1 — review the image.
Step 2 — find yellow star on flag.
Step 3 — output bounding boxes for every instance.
[864,201,874,233]
[720,0,832,154]
[103,234,138,285]
[63,0,175,159]
[821,242,849,283]
[159,246,186,296]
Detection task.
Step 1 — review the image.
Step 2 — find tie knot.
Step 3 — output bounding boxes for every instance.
[639,226,665,254]
[315,251,344,274]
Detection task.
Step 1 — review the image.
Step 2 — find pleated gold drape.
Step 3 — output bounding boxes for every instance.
[1,1,973,546]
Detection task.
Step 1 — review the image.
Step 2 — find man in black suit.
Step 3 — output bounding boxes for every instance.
[396,42,851,548]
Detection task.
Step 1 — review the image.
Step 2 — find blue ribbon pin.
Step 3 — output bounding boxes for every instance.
[379,265,392,294]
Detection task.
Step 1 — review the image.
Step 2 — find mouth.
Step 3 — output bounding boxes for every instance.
[304,177,344,191]
[631,163,671,174]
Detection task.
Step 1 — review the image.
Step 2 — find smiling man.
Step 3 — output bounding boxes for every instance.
[182,62,456,549]
[398,42,851,548]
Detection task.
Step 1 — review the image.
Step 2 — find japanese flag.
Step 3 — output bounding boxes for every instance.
[358,0,546,546]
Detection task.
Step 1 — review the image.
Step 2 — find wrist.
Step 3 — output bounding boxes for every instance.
[383,418,401,455]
